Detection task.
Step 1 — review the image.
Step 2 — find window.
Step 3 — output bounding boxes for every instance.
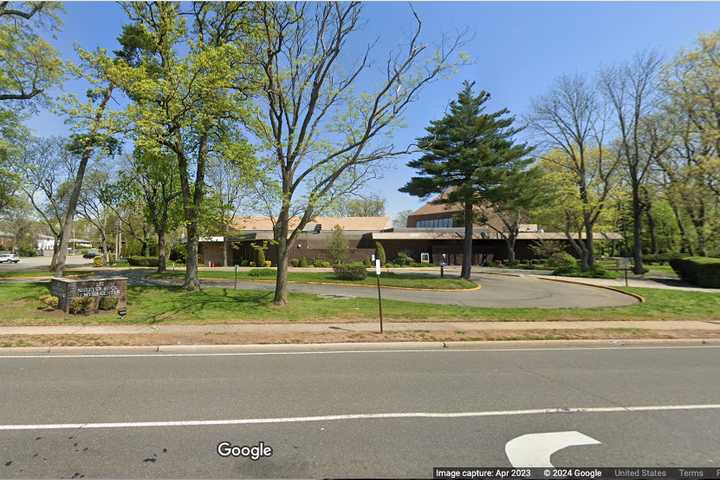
[416,217,453,228]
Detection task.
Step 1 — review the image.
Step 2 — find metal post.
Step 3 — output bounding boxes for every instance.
[625,267,628,288]
[375,259,383,333]
[441,264,444,279]
[235,264,238,290]
[376,273,383,333]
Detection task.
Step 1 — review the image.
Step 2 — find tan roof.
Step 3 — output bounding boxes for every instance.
[231,216,391,232]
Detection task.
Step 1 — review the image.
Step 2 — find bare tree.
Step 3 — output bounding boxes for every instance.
[77,169,113,263]
[10,137,77,257]
[252,2,467,304]
[600,52,668,273]
[527,75,619,269]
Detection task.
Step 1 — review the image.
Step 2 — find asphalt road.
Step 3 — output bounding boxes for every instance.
[1,344,718,478]
[153,273,639,308]
[0,255,90,272]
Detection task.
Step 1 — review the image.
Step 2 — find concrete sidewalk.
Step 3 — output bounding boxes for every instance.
[2,320,719,336]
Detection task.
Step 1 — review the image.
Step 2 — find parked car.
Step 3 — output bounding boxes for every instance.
[83,250,100,259]
[0,251,19,264]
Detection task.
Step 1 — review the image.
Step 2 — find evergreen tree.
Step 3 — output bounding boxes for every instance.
[400,81,533,278]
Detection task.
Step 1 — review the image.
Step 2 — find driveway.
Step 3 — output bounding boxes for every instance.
[141,270,639,309]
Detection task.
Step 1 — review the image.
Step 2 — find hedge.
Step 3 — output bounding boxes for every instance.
[670,257,720,288]
[127,256,159,267]
[333,262,368,281]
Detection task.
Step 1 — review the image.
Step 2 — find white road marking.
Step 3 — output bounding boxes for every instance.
[0,344,718,359]
[505,431,601,467]
[1,404,719,431]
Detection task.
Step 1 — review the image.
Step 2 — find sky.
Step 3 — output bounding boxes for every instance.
[24,1,720,220]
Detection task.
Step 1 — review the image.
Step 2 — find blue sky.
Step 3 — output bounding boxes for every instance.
[26,1,720,220]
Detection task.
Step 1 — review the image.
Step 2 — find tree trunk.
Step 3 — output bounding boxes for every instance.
[52,153,91,277]
[157,229,167,273]
[584,221,594,269]
[505,237,516,264]
[273,206,290,305]
[223,225,229,267]
[669,200,692,254]
[184,223,200,290]
[631,186,645,274]
[461,201,473,279]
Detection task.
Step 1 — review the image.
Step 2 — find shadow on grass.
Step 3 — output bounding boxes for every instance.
[127,285,277,324]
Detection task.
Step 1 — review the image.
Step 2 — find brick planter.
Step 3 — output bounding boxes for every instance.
[50,277,128,314]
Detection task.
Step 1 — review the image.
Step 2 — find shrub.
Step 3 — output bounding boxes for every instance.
[313,258,331,268]
[249,261,256,267]
[394,252,414,266]
[333,262,368,280]
[69,296,94,315]
[529,239,566,259]
[362,256,372,267]
[98,296,118,310]
[169,246,186,263]
[248,268,276,277]
[375,242,386,265]
[547,252,578,269]
[327,225,349,264]
[127,256,159,267]
[297,256,309,267]
[644,252,687,265]
[17,246,37,257]
[290,258,300,267]
[264,260,272,267]
[93,256,104,267]
[670,257,720,288]
[251,241,269,267]
[240,259,250,266]
[39,294,59,309]
[553,264,617,279]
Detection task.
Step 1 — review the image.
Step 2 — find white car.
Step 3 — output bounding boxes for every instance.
[0,251,19,264]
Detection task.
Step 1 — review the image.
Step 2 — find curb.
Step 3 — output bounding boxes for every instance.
[538,276,645,303]
[1,338,719,354]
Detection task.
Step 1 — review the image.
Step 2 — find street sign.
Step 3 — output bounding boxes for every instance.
[616,257,632,269]
[375,259,381,276]
[374,259,383,333]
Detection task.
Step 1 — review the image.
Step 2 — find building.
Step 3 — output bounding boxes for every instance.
[197,198,621,266]
[198,216,392,266]
[373,198,621,265]
[0,231,15,250]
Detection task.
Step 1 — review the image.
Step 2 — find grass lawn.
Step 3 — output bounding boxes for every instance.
[149,270,477,290]
[1,282,720,326]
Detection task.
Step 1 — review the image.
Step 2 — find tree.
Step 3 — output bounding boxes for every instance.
[600,52,668,273]
[327,225,349,265]
[131,149,182,272]
[393,209,413,228]
[527,75,619,269]
[77,168,113,262]
[50,47,122,276]
[659,31,720,256]
[251,2,467,304]
[329,196,386,217]
[207,143,256,267]
[0,2,63,104]
[482,166,551,263]
[111,2,257,289]
[401,81,532,279]
[10,136,76,257]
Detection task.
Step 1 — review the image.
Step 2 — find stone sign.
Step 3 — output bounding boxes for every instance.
[50,276,128,314]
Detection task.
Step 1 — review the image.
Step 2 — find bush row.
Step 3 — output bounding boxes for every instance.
[127,256,159,267]
[669,257,720,288]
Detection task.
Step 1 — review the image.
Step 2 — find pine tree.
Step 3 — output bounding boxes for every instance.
[400,81,533,279]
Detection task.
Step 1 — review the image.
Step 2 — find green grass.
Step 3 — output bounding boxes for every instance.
[149,270,477,290]
[1,282,720,326]
[0,269,91,278]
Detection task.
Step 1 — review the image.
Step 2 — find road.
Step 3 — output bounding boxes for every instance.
[0,255,90,272]
[148,272,639,308]
[1,344,719,478]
